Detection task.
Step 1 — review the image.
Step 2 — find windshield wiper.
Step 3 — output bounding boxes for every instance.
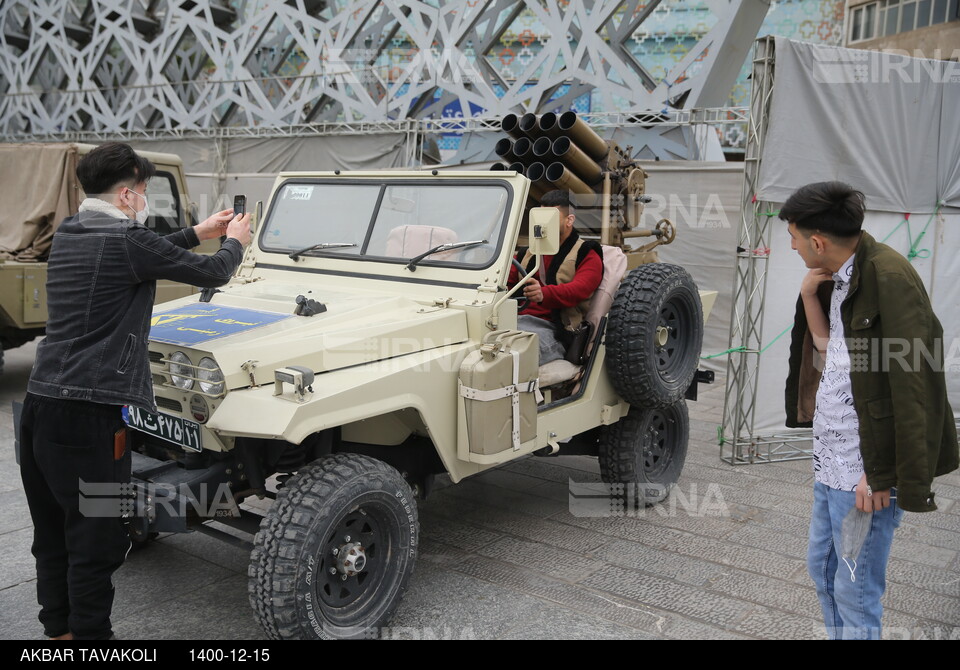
[289,242,357,261]
[405,240,488,272]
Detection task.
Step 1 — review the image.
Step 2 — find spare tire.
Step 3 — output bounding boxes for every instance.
[606,263,703,408]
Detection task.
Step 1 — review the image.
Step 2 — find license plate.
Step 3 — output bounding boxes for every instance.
[124,406,202,452]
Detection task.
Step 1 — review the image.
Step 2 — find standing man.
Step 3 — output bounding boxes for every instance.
[19,143,251,640]
[509,190,603,364]
[781,181,958,640]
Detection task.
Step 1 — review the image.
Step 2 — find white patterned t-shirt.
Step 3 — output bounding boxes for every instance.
[812,254,862,491]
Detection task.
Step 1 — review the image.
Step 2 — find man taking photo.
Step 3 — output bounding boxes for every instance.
[18,142,251,640]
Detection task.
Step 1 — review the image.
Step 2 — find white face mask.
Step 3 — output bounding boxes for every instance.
[127,189,149,225]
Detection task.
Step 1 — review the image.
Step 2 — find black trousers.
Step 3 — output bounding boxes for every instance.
[19,393,132,640]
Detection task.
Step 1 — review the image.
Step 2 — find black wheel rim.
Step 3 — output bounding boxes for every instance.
[642,409,674,478]
[316,505,387,616]
[655,295,693,379]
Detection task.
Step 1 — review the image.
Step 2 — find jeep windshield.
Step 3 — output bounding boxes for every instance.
[260,180,512,269]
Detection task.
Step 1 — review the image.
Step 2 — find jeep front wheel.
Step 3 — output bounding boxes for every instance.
[598,399,689,506]
[248,453,418,639]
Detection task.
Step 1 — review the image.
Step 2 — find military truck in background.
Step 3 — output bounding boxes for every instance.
[0,142,212,375]
[117,112,717,639]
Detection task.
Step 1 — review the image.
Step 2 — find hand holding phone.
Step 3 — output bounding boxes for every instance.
[233,195,247,217]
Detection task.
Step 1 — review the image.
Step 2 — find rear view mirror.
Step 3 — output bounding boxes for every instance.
[528,207,560,256]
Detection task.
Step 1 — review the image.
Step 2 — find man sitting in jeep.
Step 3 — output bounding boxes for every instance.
[508,190,603,364]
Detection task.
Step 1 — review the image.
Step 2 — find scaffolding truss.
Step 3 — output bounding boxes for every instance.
[720,36,813,465]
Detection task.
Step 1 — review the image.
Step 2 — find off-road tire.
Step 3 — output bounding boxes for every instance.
[248,453,418,640]
[606,263,703,408]
[598,399,689,506]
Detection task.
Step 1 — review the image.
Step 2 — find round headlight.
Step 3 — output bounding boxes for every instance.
[169,351,194,390]
[198,357,225,395]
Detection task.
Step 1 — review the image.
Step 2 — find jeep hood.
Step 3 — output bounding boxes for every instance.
[149,281,470,388]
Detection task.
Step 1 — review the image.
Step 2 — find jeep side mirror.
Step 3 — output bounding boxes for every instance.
[528,207,560,256]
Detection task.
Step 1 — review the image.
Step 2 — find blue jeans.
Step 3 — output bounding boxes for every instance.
[808,481,904,640]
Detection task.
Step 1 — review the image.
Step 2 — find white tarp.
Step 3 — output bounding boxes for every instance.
[747,38,960,435]
[758,38,960,215]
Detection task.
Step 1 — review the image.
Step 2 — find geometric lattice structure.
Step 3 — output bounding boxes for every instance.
[0,0,771,153]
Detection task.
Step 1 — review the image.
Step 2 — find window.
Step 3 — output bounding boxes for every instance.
[851,0,957,42]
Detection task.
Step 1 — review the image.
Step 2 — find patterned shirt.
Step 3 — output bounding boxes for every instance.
[812,254,862,491]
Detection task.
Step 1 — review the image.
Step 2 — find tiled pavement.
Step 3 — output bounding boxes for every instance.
[1,341,957,640]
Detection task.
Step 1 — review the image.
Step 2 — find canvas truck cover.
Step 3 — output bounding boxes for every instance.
[0,143,80,262]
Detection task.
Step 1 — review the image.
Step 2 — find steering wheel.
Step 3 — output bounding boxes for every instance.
[512,258,530,312]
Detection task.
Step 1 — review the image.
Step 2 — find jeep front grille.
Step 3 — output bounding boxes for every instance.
[155,397,183,413]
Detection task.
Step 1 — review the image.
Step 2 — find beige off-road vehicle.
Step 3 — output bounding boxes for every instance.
[0,143,212,375]
[123,114,716,640]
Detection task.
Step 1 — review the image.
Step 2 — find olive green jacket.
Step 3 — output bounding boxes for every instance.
[785,232,959,512]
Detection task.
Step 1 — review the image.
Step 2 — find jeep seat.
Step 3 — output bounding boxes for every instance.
[384,225,458,260]
[537,245,629,387]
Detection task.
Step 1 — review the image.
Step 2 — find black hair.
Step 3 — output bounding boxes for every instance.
[76,142,157,197]
[778,181,865,238]
[540,189,574,214]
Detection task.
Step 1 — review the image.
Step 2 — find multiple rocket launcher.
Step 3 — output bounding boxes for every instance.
[490,111,672,253]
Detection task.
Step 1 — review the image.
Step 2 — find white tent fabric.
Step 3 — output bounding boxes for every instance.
[747,38,960,435]
[758,38,960,215]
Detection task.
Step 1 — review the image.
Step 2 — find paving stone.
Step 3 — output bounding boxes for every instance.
[732,605,825,640]
[425,501,611,555]
[895,522,960,552]
[155,529,252,575]
[887,538,956,569]
[582,564,753,630]
[885,557,960,597]
[501,604,658,640]
[450,555,674,636]
[885,581,960,624]
[418,509,504,553]
[657,528,808,581]
[0,488,32,535]
[0,581,43,641]
[706,570,822,614]
[724,524,810,559]
[593,539,728,587]
[750,478,815,504]
[549,509,698,550]
[113,574,265,640]
[476,535,605,583]
[110,542,243,621]
[392,565,546,640]
[0,526,42,590]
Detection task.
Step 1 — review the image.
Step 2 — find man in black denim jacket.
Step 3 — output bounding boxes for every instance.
[19,143,251,640]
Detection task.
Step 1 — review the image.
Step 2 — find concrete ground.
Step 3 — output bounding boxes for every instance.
[1,341,958,640]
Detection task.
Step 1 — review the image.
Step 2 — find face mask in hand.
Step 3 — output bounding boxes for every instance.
[127,189,150,225]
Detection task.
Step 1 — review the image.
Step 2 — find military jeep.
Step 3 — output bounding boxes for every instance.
[125,115,716,640]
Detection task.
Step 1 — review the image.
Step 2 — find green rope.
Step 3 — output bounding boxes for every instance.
[760,325,792,353]
[700,324,792,360]
[717,425,726,446]
[701,346,747,359]
[880,205,941,261]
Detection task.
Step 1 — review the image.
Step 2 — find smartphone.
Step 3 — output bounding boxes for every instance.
[233,194,247,217]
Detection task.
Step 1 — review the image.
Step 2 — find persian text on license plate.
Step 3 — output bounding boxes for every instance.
[124,406,202,452]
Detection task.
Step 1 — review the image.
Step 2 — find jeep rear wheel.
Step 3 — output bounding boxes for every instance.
[248,453,418,639]
[598,400,689,506]
[606,263,703,408]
